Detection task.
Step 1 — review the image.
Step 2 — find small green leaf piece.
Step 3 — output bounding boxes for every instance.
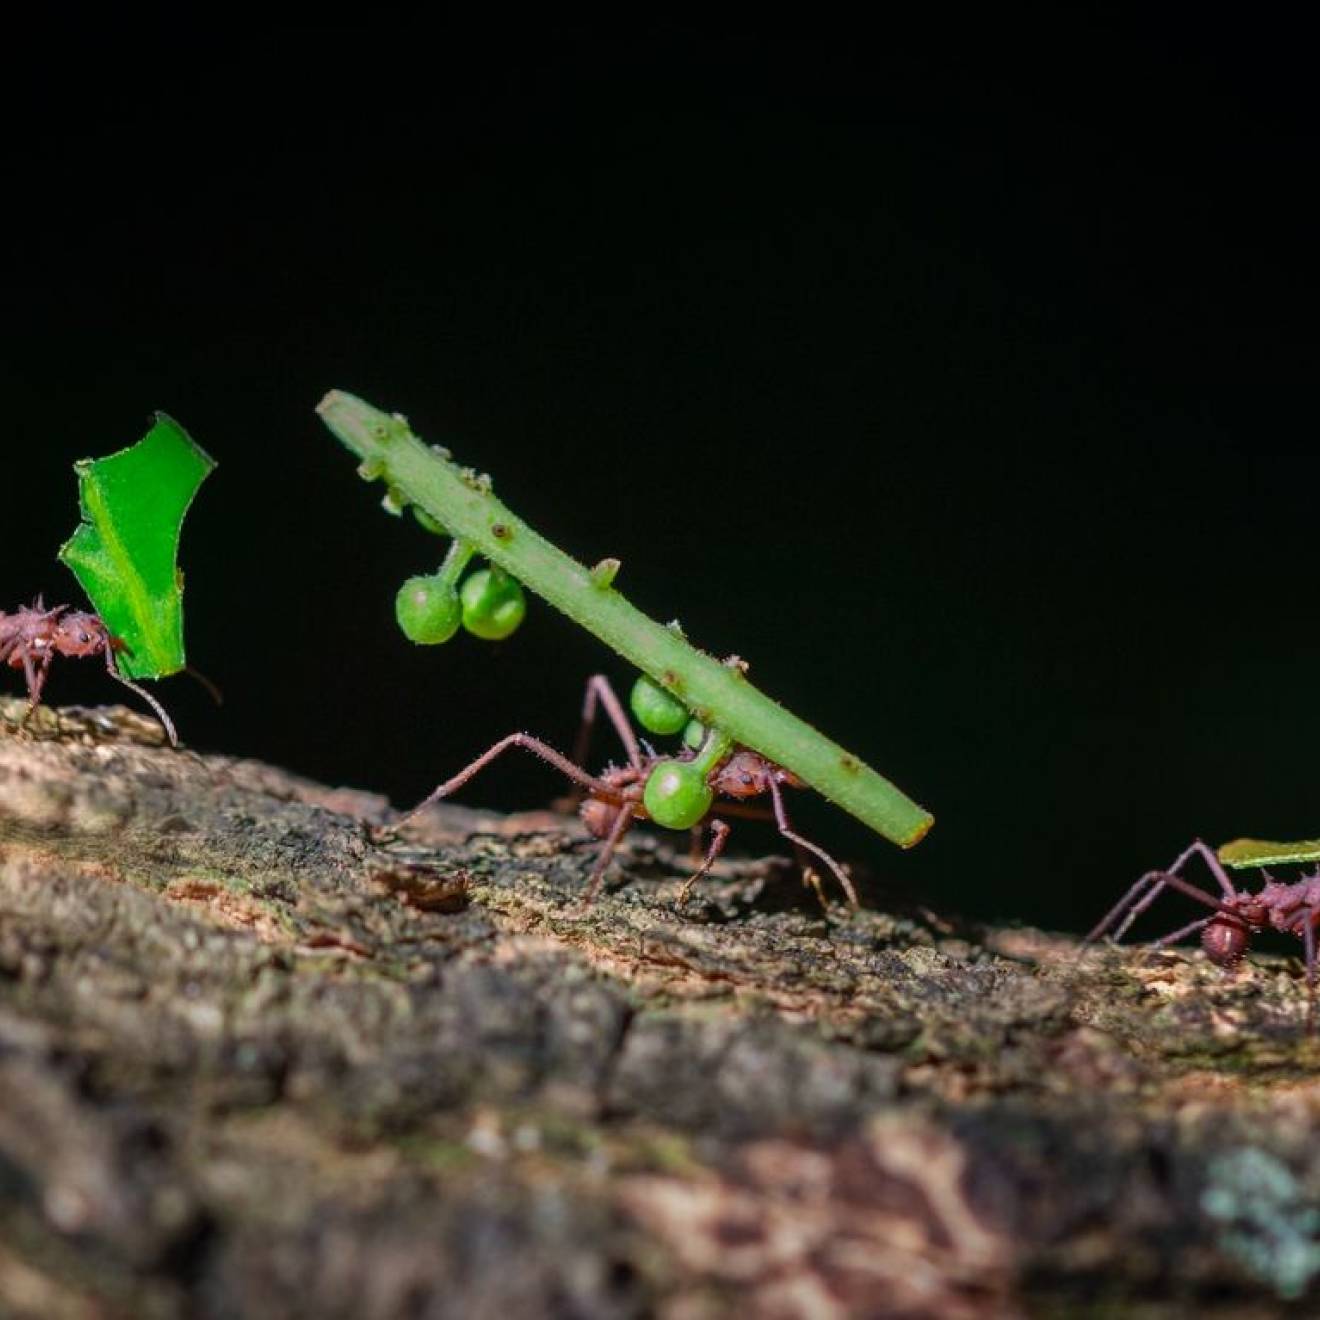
[396,575,462,645]
[1218,837,1320,870]
[58,413,215,679]
[630,674,689,736]
[643,759,714,830]
[460,566,527,640]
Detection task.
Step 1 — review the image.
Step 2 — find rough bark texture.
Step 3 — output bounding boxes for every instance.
[2,697,1319,1318]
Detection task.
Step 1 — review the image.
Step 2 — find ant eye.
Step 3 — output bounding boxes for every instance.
[740,774,753,786]
[80,633,91,644]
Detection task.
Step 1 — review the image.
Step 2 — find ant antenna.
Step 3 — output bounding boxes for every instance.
[183,664,224,707]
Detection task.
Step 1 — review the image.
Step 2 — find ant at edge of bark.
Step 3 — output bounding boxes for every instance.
[373,673,857,913]
[1,598,179,747]
[1087,839,1320,1028]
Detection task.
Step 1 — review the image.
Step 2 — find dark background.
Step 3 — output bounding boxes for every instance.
[3,19,1315,933]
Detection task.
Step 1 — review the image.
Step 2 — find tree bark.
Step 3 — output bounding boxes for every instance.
[2,697,1318,1318]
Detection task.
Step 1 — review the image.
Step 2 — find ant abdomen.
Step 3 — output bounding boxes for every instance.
[1202,917,1250,967]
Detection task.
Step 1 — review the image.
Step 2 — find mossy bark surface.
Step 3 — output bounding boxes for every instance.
[2,697,1319,1318]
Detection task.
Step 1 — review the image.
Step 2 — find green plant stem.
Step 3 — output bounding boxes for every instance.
[318,390,934,849]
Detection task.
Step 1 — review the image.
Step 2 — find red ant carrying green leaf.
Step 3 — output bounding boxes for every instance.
[2,413,215,745]
[1088,837,1320,1017]
[320,390,934,907]
[382,670,859,908]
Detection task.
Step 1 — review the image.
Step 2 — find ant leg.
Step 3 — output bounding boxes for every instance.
[1149,914,1221,949]
[678,819,731,905]
[766,776,859,909]
[571,675,643,773]
[1305,912,1318,1032]
[1118,840,1240,937]
[14,645,53,729]
[1087,871,1166,944]
[1088,840,1238,944]
[387,733,625,837]
[184,665,224,707]
[20,645,52,709]
[104,649,179,747]
[576,804,635,909]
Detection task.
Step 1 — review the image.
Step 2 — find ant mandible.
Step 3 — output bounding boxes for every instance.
[1087,839,1320,1015]
[379,672,858,909]
[0,597,178,746]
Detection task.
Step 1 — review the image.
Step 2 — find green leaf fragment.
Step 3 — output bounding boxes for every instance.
[1218,837,1320,870]
[58,413,215,679]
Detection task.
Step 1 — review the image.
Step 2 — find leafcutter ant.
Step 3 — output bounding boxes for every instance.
[379,673,857,909]
[1087,838,1320,1016]
[0,597,178,745]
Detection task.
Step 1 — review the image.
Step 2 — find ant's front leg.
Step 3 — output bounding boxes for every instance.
[677,819,731,906]
[381,733,625,841]
[571,674,644,774]
[766,777,859,909]
[101,648,179,747]
[576,804,637,910]
[1087,840,1238,945]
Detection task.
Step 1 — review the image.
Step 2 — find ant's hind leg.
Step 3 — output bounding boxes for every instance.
[21,646,51,709]
[384,733,624,840]
[767,777,859,909]
[15,646,53,729]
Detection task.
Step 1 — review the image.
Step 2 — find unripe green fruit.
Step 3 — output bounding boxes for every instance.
[460,566,527,640]
[682,718,706,750]
[396,574,462,644]
[643,759,714,830]
[630,674,688,736]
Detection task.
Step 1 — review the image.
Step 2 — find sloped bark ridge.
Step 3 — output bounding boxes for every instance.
[3,697,1319,1317]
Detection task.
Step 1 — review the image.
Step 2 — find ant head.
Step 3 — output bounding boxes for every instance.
[710,750,774,799]
[1202,916,1251,967]
[54,612,109,657]
[579,795,621,841]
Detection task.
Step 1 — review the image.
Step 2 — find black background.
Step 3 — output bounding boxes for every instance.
[3,19,1316,932]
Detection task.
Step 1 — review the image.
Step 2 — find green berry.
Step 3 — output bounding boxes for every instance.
[630,675,688,736]
[459,566,527,640]
[643,759,713,831]
[681,718,705,750]
[395,574,462,644]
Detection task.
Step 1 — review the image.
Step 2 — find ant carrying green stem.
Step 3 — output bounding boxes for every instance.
[377,672,858,909]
